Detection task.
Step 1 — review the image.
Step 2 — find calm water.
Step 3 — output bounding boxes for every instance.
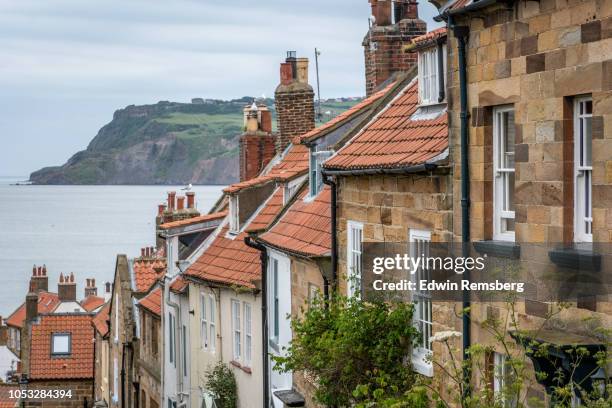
[0,176,224,314]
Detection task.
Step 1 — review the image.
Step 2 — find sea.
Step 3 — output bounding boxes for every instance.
[0,176,224,315]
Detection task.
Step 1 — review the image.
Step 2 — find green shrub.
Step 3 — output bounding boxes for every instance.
[205,362,237,408]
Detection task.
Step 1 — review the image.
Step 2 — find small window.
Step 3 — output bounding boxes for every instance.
[51,333,71,356]
[229,195,239,233]
[270,259,280,342]
[409,229,433,377]
[418,45,445,105]
[244,302,252,367]
[493,106,516,241]
[493,352,515,407]
[209,295,216,352]
[231,300,241,361]
[574,96,593,243]
[309,148,333,197]
[347,221,363,298]
[200,294,208,349]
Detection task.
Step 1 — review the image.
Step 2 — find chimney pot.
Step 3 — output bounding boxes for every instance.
[158,204,165,216]
[280,62,293,86]
[92,278,95,287]
[186,192,195,209]
[105,282,111,293]
[167,191,176,212]
[32,265,37,276]
[177,196,185,210]
[42,264,47,276]
[59,273,64,283]
[141,248,146,257]
[70,273,74,283]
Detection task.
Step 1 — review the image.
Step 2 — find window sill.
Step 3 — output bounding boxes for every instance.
[229,360,252,374]
[411,352,433,377]
[548,247,601,272]
[473,240,520,259]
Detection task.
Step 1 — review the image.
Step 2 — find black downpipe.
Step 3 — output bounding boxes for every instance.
[121,343,128,408]
[244,236,269,408]
[451,17,472,401]
[321,172,338,293]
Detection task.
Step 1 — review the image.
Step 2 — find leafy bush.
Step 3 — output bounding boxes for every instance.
[272,295,421,406]
[205,362,237,408]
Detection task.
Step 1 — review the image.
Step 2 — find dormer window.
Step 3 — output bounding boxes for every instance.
[309,148,333,198]
[229,195,239,233]
[51,333,71,356]
[418,44,446,105]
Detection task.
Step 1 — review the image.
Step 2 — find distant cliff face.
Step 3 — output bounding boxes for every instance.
[29,97,360,185]
[29,98,267,185]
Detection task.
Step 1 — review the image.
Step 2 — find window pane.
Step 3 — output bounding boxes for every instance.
[52,334,70,354]
[585,116,592,166]
[504,112,515,168]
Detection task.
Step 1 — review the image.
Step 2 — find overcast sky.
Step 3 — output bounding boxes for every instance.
[0,0,442,177]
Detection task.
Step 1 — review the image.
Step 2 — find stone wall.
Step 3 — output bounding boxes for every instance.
[23,380,94,408]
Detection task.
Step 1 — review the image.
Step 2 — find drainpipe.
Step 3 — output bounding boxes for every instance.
[450,15,472,401]
[321,171,337,294]
[244,236,269,408]
[437,39,446,103]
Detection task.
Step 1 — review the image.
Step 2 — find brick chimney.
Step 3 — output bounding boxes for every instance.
[22,282,39,378]
[25,281,38,322]
[274,51,315,154]
[58,273,77,302]
[84,278,98,297]
[30,264,49,293]
[239,101,277,182]
[363,0,426,95]
[186,192,196,211]
[0,317,7,347]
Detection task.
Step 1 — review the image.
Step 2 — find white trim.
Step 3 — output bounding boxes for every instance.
[574,96,593,243]
[243,302,252,367]
[200,292,208,350]
[493,105,516,242]
[346,220,364,299]
[231,299,241,361]
[409,228,433,377]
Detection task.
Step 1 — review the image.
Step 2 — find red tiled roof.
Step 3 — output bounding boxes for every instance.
[297,82,396,144]
[133,258,166,293]
[246,188,285,232]
[448,0,470,11]
[92,302,110,336]
[185,227,261,288]
[0,386,18,408]
[259,186,331,257]
[29,314,94,380]
[411,27,447,47]
[80,295,105,312]
[138,288,162,317]
[159,212,227,230]
[169,276,188,294]
[223,144,310,194]
[323,80,448,171]
[6,291,61,329]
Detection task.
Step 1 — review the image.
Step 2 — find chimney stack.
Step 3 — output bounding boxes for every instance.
[84,278,98,298]
[239,101,277,182]
[58,273,77,302]
[105,282,112,294]
[363,0,425,96]
[274,51,315,154]
[25,281,38,322]
[29,264,49,293]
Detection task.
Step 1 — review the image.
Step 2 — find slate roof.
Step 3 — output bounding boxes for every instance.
[29,314,94,380]
[132,258,166,293]
[159,212,227,230]
[137,287,162,317]
[92,302,110,337]
[80,295,106,312]
[6,291,61,329]
[258,186,332,257]
[323,79,448,171]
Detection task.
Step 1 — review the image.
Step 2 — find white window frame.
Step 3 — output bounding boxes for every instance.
[493,352,516,407]
[51,333,71,355]
[409,229,433,377]
[493,106,516,242]
[347,221,363,299]
[244,302,252,367]
[200,293,208,350]
[574,96,593,243]
[209,294,216,352]
[229,195,239,233]
[270,258,280,344]
[309,149,333,198]
[418,46,445,106]
[231,299,241,361]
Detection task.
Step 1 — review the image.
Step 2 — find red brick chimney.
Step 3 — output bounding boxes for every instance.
[25,281,38,322]
[84,278,98,297]
[239,101,277,182]
[167,191,176,213]
[274,51,315,154]
[177,196,185,211]
[186,192,195,209]
[30,264,49,293]
[58,273,77,302]
[363,0,425,95]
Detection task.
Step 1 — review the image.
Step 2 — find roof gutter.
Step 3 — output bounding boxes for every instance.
[322,162,437,177]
